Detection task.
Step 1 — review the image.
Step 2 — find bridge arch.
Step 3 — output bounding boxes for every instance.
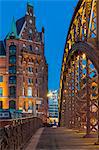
[66,42,99,72]
[59,0,99,138]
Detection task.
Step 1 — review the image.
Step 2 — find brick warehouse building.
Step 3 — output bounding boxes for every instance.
[0,3,48,122]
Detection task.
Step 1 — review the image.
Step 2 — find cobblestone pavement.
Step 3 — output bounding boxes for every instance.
[26,127,99,150]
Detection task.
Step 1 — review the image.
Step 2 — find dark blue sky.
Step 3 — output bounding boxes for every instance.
[0,0,78,91]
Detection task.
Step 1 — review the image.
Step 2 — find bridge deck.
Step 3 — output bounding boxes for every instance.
[25,127,99,150]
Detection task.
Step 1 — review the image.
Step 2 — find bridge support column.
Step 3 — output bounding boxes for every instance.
[95,72,99,145]
[97,0,99,45]
[97,73,99,144]
[84,57,91,137]
[94,0,99,144]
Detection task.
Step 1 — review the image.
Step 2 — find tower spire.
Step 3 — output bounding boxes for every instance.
[7,16,18,39]
[27,1,33,7]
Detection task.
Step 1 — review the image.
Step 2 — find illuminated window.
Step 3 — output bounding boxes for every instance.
[28,78,33,84]
[0,76,3,82]
[35,46,39,51]
[0,88,3,96]
[23,44,26,48]
[29,29,32,34]
[28,67,32,72]
[28,87,32,96]
[29,19,32,24]
[22,88,25,96]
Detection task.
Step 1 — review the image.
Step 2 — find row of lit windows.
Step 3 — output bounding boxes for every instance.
[28,78,37,84]
[0,88,16,99]
[23,87,39,97]
[27,67,38,73]
[28,67,37,72]
[0,100,16,109]
[9,44,41,60]
[9,44,41,58]
[0,75,38,85]
[23,44,40,52]
[0,101,40,110]
[22,57,39,64]
[0,86,39,98]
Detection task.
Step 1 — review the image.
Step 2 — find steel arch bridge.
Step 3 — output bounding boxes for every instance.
[59,0,99,139]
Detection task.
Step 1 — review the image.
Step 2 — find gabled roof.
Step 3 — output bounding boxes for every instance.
[16,17,25,35]
[0,41,6,56]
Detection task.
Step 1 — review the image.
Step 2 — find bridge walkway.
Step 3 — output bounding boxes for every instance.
[25,127,99,150]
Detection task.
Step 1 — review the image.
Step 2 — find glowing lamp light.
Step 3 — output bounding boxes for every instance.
[92,82,97,87]
[82,53,86,59]
[84,126,86,129]
[77,55,79,60]
[90,118,97,125]
[63,99,65,103]
[47,92,53,98]
[91,105,98,113]
[64,89,67,93]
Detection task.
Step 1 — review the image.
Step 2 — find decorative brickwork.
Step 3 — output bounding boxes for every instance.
[0,3,48,122]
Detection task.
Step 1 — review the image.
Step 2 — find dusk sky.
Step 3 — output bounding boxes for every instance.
[0,0,78,91]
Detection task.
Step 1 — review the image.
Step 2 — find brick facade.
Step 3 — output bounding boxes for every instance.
[0,3,48,122]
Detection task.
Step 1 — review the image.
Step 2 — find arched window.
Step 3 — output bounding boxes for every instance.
[23,44,26,48]
[29,29,32,34]
[28,87,32,96]
[9,86,16,98]
[9,66,16,74]
[0,88,3,96]
[29,45,32,51]
[22,88,25,96]
[9,56,16,64]
[23,101,26,110]
[9,100,16,109]
[9,45,16,55]
[35,46,39,51]
[9,76,16,84]
[29,36,32,40]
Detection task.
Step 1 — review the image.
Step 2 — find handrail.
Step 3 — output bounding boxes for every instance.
[0,117,43,150]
